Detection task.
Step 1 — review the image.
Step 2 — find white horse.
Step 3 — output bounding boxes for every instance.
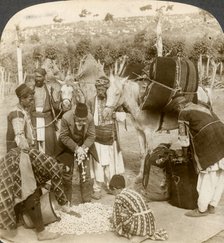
[57,79,86,111]
[103,73,211,182]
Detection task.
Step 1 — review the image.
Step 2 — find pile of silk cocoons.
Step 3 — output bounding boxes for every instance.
[46,202,113,235]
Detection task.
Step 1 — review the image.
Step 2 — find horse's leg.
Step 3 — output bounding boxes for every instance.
[135,128,147,183]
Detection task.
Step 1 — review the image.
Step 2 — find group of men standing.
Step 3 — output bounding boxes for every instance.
[2,65,224,242]
[0,67,125,241]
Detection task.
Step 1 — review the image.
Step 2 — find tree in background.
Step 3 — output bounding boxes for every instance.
[104,13,113,22]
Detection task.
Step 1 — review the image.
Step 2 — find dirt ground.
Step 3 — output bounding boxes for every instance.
[0,89,224,243]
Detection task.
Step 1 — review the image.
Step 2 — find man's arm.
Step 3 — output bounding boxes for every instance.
[59,117,78,152]
[9,111,30,150]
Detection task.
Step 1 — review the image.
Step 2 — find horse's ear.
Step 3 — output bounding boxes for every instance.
[109,72,114,83]
[120,77,128,85]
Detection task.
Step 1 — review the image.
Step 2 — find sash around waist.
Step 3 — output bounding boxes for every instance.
[95,124,115,145]
[32,111,52,118]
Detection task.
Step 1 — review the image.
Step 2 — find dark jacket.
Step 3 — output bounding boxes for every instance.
[58,108,98,162]
[179,102,224,170]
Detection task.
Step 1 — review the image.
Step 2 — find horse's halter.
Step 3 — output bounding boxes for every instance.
[60,84,74,111]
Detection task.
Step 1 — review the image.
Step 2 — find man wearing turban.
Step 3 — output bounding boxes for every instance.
[30,68,60,156]
[87,76,125,198]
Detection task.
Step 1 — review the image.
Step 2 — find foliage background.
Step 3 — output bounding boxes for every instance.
[0,11,223,84]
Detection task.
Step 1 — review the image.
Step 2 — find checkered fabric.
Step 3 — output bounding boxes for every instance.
[113,189,168,240]
[29,149,67,206]
[0,148,21,230]
[0,148,67,230]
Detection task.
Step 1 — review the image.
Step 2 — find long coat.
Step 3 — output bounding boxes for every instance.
[57,108,98,164]
[30,83,60,157]
[179,102,224,170]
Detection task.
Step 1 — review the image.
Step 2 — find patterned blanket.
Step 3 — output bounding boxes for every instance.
[0,148,67,230]
[113,189,168,240]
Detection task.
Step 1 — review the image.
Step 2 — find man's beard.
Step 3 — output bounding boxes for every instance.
[35,81,44,87]
[97,93,106,100]
[76,124,83,131]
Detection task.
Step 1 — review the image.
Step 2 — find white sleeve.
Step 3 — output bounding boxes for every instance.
[115,112,126,122]
[178,121,190,147]
[12,117,29,149]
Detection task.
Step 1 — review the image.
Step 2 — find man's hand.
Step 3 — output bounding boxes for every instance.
[75,146,88,165]
[76,146,86,156]
[17,136,30,151]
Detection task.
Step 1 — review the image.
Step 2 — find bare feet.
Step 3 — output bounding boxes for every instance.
[37,230,61,241]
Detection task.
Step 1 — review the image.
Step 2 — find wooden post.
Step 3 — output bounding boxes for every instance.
[208,59,220,104]
[197,54,203,84]
[206,55,210,78]
[16,25,23,84]
[156,16,163,57]
[23,71,27,83]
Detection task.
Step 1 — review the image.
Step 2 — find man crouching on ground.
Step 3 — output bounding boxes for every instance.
[57,102,99,204]
[110,175,168,242]
[0,84,72,241]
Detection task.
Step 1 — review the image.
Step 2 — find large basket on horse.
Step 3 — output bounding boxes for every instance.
[141,57,198,112]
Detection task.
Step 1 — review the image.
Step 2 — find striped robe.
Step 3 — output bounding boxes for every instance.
[112,189,168,240]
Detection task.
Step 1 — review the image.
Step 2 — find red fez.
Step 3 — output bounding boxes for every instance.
[15,83,34,98]
[74,103,88,118]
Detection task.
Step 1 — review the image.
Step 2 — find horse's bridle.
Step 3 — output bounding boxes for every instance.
[61,97,72,104]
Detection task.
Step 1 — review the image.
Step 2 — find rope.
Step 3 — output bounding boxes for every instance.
[134,71,197,95]
[33,108,63,129]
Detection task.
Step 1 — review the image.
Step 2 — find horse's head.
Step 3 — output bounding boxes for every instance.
[103,74,127,119]
[58,80,86,111]
[60,83,74,111]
